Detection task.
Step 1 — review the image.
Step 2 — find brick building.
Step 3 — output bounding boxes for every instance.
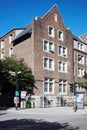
[0,5,87,107]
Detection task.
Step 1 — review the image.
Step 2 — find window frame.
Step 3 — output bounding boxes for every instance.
[43,39,54,53]
[57,30,63,41]
[1,51,5,59]
[1,40,5,48]
[58,61,67,73]
[77,54,84,64]
[9,47,14,57]
[44,57,54,70]
[43,78,54,94]
[59,80,67,94]
[48,26,54,38]
[78,67,84,77]
[58,45,67,57]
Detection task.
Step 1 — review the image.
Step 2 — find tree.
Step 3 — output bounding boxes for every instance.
[0,56,35,107]
[78,72,87,90]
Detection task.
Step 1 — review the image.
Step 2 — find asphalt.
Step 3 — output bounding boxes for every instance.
[7,106,87,115]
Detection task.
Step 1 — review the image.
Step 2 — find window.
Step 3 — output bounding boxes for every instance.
[49,42,54,52]
[58,61,67,73]
[44,57,54,70]
[44,40,48,51]
[78,54,84,64]
[58,45,67,57]
[78,68,84,77]
[49,59,53,69]
[54,14,57,22]
[44,78,54,93]
[78,42,84,50]
[43,40,54,53]
[9,34,13,44]
[9,48,13,57]
[1,51,5,59]
[44,58,48,68]
[1,40,5,48]
[48,26,54,37]
[58,31,63,41]
[59,80,67,94]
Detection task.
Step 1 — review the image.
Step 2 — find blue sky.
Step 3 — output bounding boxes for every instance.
[0,0,87,37]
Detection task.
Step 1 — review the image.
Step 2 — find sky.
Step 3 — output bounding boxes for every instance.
[0,0,87,37]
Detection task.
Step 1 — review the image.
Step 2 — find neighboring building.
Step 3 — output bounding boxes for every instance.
[80,34,87,43]
[0,28,24,59]
[0,4,87,107]
[73,35,87,103]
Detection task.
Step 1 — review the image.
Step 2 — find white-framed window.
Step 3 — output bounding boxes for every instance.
[78,67,84,77]
[78,54,84,64]
[48,26,54,37]
[1,51,5,59]
[58,45,67,57]
[54,14,57,22]
[1,40,5,48]
[58,30,63,41]
[58,61,67,73]
[44,57,54,70]
[59,80,67,94]
[44,78,54,93]
[78,42,84,51]
[43,40,54,53]
[9,47,13,57]
[9,34,13,44]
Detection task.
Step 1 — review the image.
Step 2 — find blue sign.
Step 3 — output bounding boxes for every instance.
[15,91,19,96]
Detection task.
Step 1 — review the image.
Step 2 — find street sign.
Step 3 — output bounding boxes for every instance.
[14,97,19,104]
[15,91,19,96]
[21,91,26,99]
[9,71,16,76]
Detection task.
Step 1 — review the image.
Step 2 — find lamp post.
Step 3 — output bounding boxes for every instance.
[9,71,21,110]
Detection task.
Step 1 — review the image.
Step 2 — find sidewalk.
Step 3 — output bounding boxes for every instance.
[7,106,87,115]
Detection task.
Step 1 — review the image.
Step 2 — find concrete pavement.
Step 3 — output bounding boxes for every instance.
[7,106,87,115]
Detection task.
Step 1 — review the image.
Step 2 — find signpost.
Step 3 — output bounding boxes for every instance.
[9,71,21,110]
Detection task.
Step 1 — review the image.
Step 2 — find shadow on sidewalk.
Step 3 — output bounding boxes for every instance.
[0,118,79,130]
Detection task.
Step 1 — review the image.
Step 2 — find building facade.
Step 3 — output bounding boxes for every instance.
[0,5,87,107]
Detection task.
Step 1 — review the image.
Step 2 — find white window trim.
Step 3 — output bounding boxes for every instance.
[43,78,54,94]
[57,30,63,41]
[43,39,54,53]
[78,42,84,51]
[1,40,5,48]
[1,51,5,59]
[58,45,67,57]
[48,26,54,38]
[58,60,67,73]
[9,34,13,44]
[43,57,54,71]
[59,80,67,95]
[78,67,84,77]
[54,14,58,22]
[9,47,14,57]
[77,54,84,64]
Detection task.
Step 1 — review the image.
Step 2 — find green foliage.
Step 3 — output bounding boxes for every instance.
[78,72,87,90]
[0,56,35,96]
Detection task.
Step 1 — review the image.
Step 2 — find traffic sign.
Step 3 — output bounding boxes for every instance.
[15,91,19,96]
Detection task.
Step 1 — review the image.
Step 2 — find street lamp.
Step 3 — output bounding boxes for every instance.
[9,71,21,110]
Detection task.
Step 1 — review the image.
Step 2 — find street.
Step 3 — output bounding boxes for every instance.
[0,107,87,130]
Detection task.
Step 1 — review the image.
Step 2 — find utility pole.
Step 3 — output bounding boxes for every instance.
[9,71,21,110]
